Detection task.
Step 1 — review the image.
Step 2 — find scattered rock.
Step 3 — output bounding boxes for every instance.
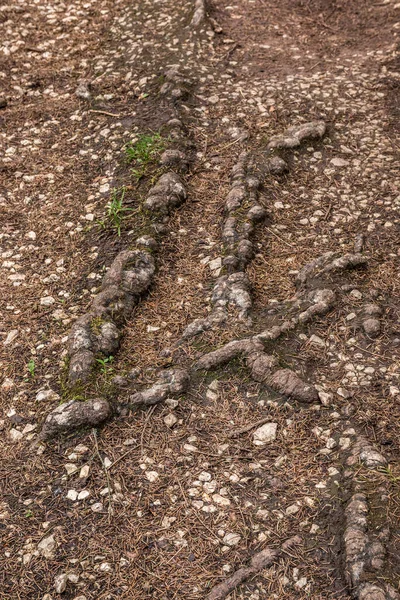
[36,389,60,403]
[54,573,68,594]
[38,534,56,559]
[363,318,381,337]
[330,157,349,167]
[164,413,178,427]
[3,329,18,345]
[222,532,241,546]
[75,79,91,100]
[253,422,278,445]
[266,155,288,174]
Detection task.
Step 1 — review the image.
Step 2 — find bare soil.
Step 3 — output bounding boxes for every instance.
[1,0,399,599]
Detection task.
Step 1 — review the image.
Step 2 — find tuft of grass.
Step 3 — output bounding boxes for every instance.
[96,355,114,376]
[27,359,35,378]
[99,187,132,236]
[125,133,165,181]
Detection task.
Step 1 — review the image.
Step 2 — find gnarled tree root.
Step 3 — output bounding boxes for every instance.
[180,152,266,342]
[40,398,111,440]
[190,0,207,27]
[206,536,301,600]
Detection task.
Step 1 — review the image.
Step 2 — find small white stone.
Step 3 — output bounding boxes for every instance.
[330,157,348,167]
[2,378,15,391]
[310,524,320,534]
[202,504,217,513]
[66,490,78,501]
[212,494,231,507]
[36,389,60,402]
[339,437,351,449]
[209,257,222,272]
[164,413,178,427]
[350,289,362,300]
[65,463,78,475]
[295,576,308,589]
[183,444,197,452]
[99,562,112,572]
[165,398,179,409]
[223,532,241,546]
[198,471,212,482]
[4,330,18,345]
[337,387,352,398]
[208,379,219,391]
[253,422,277,445]
[38,534,56,559]
[145,471,159,482]
[286,503,299,516]
[91,502,103,513]
[27,231,37,240]
[22,423,36,435]
[9,429,23,442]
[206,389,218,401]
[79,465,90,478]
[40,296,55,306]
[77,490,90,501]
[318,391,332,406]
[309,335,325,348]
[203,480,217,494]
[54,573,68,593]
[161,516,176,528]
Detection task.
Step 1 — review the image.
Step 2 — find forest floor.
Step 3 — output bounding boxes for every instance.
[1,0,400,598]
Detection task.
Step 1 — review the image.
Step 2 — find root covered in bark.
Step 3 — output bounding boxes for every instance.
[206,536,301,600]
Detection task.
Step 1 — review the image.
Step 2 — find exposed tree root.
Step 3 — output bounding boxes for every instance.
[40,398,111,440]
[296,251,367,288]
[341,438,398,600]
[190,0,207,28]
[206,535,301,600]
[68,246,156,384]
[180,152,266,342]
[267,120,327,150]
[127,368,190,407]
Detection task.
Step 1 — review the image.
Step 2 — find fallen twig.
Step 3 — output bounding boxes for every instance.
[88,109,122,117]
[226,416,276,439]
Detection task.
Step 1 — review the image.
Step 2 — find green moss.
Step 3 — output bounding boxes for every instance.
[90,316,106,336]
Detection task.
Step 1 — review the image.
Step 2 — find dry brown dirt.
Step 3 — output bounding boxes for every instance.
[1,0,399,598]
